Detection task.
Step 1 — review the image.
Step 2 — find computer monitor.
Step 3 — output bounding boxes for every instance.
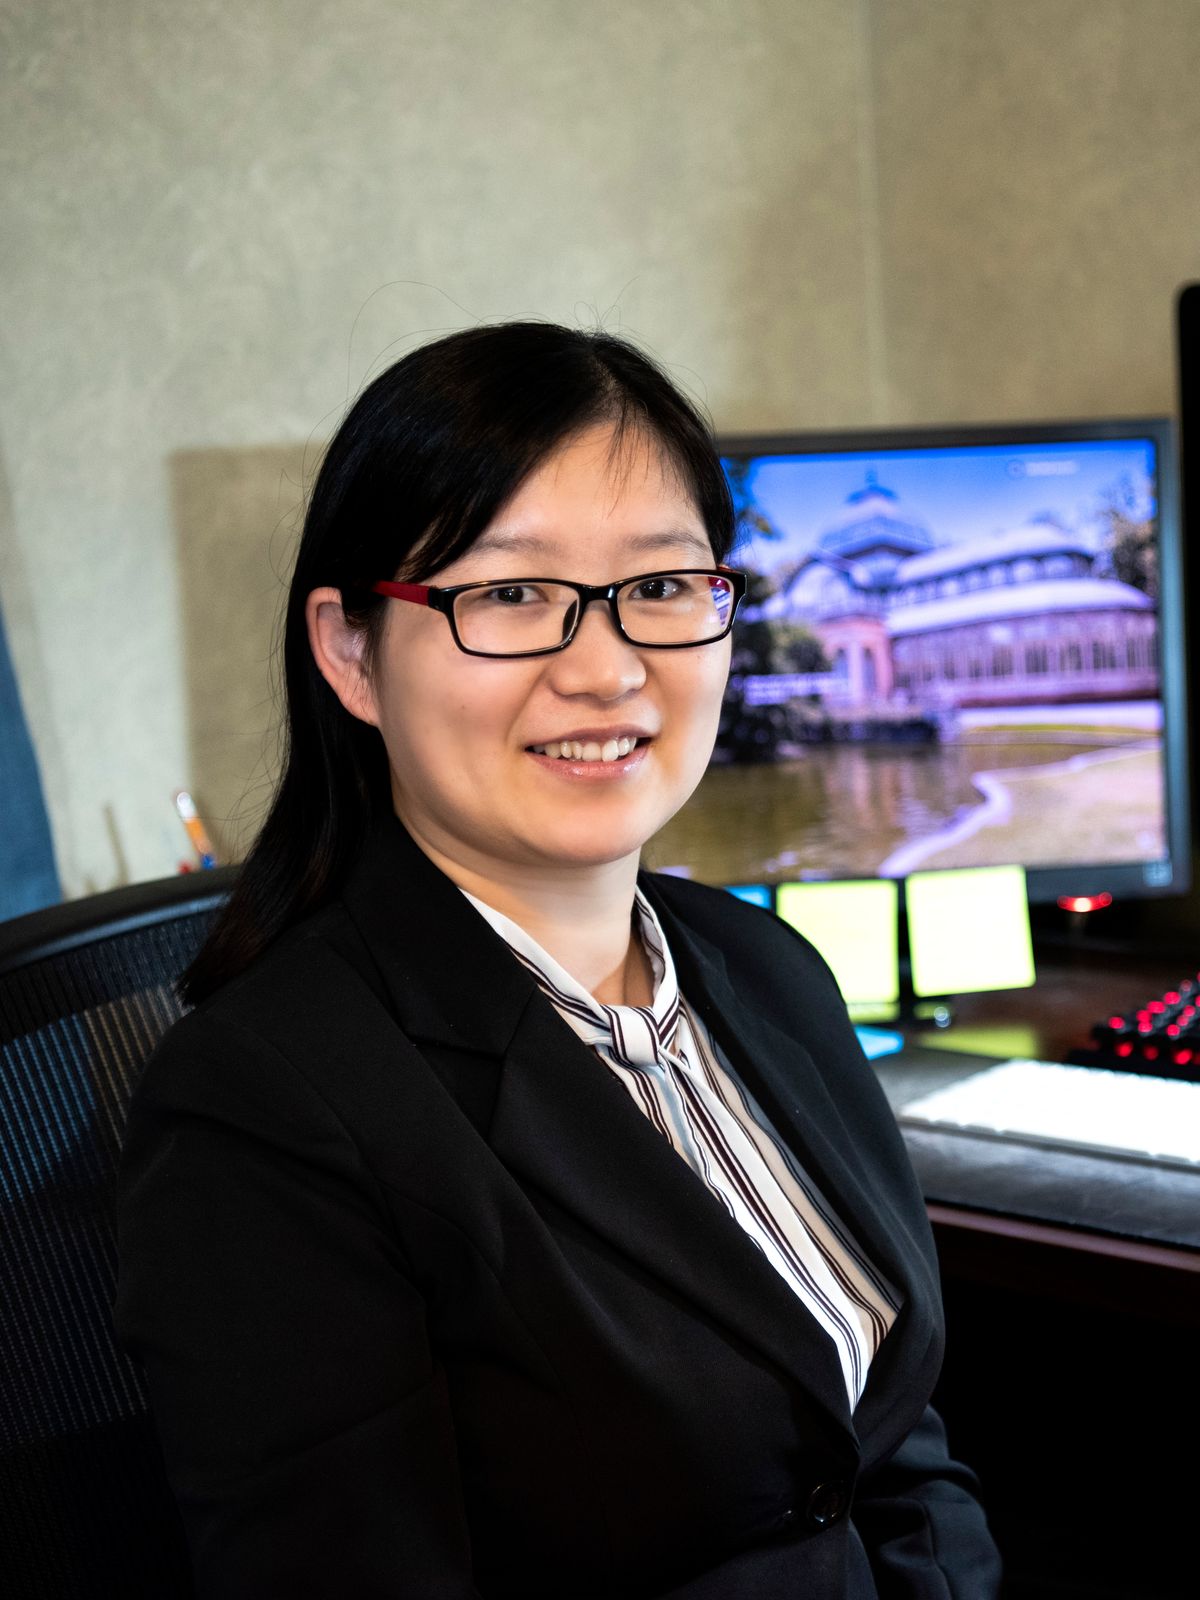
[1179,285,1199,788]
[648,417,1189,906]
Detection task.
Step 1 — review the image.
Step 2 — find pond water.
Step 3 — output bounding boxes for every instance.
[646,732,1163,884]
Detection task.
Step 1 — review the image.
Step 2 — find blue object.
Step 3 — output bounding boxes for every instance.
[854,1026,906,1061]
[0,603,60,918]
[726,884,772,908]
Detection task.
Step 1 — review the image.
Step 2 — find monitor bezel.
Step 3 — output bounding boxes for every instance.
[713,415,1189,905]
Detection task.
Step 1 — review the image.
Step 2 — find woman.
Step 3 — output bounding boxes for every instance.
[116,322,1000,1598]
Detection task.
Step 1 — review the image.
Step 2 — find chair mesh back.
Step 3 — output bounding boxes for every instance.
[1,898,223,1599]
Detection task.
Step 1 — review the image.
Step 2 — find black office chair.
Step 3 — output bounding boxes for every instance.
[0,868,237,1600]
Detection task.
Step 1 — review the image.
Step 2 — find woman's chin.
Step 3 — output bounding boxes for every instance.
[514,820,657,874]
[529,838,646,872]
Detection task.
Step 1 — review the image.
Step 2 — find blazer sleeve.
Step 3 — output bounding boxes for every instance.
[852,1405,1002,1599]
[114,1008,482,1600]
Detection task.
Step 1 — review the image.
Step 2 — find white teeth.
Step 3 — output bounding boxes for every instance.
[531,736,642,760]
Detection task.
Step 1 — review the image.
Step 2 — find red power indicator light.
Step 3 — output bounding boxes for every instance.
[1165,991,1181,1004]
[1176,1049,1193,1066]
[1056,893,1113,912]
[1149,1001,1166,1014]
[1116,1041,1134,1057]
[1167,1025,1181,1037]
[1108,1015,1125,1029]
[1143,1045,1160,1060]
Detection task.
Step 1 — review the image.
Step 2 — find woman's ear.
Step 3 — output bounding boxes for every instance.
[305,587,380,726]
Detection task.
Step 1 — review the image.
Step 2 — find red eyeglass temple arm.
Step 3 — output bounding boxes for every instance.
[370,581,431,604]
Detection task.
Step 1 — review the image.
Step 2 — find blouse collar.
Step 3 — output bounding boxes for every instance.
[461,887,681,1070]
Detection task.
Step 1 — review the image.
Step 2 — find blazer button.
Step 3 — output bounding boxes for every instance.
[806,1480,850,1528]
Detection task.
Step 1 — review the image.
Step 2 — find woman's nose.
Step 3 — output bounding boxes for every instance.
[545,598,647,698]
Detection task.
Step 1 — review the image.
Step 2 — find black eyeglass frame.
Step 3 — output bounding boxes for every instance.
[368,568,748,659]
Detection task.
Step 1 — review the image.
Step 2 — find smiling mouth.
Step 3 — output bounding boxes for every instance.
[528,736,643,763]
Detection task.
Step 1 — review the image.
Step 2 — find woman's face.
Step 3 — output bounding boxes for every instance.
[319,422,731,888]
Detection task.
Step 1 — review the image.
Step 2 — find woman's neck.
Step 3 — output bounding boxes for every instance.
[409,830,652,1006]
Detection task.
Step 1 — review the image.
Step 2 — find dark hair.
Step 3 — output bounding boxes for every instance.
[183,321,734,1003]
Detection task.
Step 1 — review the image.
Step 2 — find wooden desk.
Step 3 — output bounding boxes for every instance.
[875,957,1198,1599]
[906,939,1200,1063]
[874,1046,1200,1255]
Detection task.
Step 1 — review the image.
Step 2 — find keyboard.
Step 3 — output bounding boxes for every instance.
[1070,972,1200,1081]
[899,1057,1200,1168]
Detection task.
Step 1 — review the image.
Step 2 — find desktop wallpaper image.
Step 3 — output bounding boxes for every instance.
[647,438,1166,888]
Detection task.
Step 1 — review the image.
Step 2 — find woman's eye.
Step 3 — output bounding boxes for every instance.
[485,584,541,605]
[632,577,681,601]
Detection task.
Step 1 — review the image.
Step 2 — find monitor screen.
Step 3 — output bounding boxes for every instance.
[648,418,1188,904]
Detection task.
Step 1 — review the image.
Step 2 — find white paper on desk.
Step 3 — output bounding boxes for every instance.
[899,1058,1200,1166]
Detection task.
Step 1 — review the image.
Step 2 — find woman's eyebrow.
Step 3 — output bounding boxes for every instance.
[624,529,713,559]
[471,527,712,561]
[469,531,555,559]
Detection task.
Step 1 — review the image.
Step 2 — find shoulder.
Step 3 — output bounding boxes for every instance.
[187,899,372,1025]
[641,871,866,1073]
[130,900,401,1129]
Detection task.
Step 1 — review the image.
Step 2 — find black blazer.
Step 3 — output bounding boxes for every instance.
[116,819,1000,1599]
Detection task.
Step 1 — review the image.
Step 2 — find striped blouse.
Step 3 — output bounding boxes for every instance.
[463,887,899,1408]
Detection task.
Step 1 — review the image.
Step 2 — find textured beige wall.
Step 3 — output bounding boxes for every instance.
[871,0,1200,421]
[171,444,307,863]
[0,0,873,896]
[1,0,1197,902]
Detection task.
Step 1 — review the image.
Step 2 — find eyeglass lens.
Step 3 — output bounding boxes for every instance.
[452,572,737,656]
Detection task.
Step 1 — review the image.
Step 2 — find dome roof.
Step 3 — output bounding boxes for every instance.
[897,516,1093,584]
[816,472,935,561]
[887,576,1153,637]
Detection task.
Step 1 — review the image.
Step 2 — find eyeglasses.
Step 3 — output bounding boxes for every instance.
[369,568,747,659]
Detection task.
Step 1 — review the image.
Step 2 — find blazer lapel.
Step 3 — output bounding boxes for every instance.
[641,881,945,1444]
[488,993,854,1437]
[341,821,854,1439]
[644,882,932,1291]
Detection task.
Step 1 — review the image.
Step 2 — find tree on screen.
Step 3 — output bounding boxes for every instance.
[1099,473,1157,598]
